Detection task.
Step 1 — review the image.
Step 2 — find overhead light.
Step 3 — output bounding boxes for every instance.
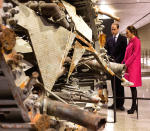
[97,0,115,15]
[99,5,115,16]
[97,5,115,19]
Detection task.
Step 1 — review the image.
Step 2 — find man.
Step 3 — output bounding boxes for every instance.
[105,23,127,111]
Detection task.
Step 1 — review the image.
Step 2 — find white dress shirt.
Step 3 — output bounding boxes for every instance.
[114,33,119,43]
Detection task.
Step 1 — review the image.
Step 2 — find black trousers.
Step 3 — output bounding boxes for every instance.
[111,76,124,107]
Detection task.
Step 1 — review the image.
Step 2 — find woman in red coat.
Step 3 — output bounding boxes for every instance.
[122,26,142,114]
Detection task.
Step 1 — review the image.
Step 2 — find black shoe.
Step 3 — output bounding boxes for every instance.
[127,106,137,114]
[117,106,125,111]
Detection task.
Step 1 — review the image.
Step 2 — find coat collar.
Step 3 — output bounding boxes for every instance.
[129,36,137,43]
[113,33,119,39]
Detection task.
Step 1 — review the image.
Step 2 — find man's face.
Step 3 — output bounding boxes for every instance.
[111,24,119,36]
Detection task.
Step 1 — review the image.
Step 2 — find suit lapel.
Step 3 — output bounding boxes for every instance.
[112,34,121,55]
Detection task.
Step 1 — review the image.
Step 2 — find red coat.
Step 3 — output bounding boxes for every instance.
[122,36,142,87]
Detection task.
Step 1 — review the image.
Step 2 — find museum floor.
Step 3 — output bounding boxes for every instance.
[102,75,150,131]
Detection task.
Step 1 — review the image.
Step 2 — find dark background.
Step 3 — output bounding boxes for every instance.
[102,19,114,39]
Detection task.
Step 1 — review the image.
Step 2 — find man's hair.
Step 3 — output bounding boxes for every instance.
[112,23,119,29]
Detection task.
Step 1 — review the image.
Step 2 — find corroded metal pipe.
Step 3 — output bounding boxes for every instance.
[42,98,106,131]
[109,62,126,76]
[50,91,100,103]
[25,2,70,29]
[84,60,126,76]
[25,1,39,11]
[39,2,70,29]
[94,6,120,21]
[25,72,39,90]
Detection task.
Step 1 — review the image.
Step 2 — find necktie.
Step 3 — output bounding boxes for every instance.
[113,36,116,45]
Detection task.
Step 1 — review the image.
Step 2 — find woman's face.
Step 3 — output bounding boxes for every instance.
[126,29,133,39]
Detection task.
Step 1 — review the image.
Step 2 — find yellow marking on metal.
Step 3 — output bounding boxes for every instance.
[121,77,126,82]
[104,65,115,76]
[67,41,85,79]
[20,82,25,89]
[28,111,41,124]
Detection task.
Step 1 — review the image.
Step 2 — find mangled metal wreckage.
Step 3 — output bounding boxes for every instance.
[0,0,133,130]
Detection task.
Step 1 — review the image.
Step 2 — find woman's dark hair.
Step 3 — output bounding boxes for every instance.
[127,25,139,38]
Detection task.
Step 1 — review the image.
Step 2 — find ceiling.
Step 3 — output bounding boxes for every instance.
[94,0,150,33]
[2,0,150,34]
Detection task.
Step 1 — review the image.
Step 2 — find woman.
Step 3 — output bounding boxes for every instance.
[122,26,142,114]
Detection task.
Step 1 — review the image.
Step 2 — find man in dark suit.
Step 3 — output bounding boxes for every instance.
[105,23,127,111]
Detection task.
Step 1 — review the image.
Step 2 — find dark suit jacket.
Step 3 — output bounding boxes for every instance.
[105,34,127,63]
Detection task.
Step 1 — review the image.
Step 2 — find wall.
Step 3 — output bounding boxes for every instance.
[138,23,150,50]
[102,19,114,39]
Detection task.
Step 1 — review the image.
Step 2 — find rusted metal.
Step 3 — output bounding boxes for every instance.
[0,51,30,122]
[43,98,106,131]
[62,0,92,41]
[14,5,75,91]
[75,34,94,50]
[45,89,68,104]
[0,107,20,112]
[75,33,133,86]
[25,1,39,11]
[98,88,108,104]
[0,28,16,52]
[82,59,103,71]
[68,41,85,79]
[0,100,16,105]
[0,2,135,131]
[34,114,59,131]
[51,91,100,103]
[0,123,34,129]
[25,1,70,29]
[25,72,39,90]
[109,62,126,76]
[0,1,134,130]
[99,33,106,48]
[94,6,120,21]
